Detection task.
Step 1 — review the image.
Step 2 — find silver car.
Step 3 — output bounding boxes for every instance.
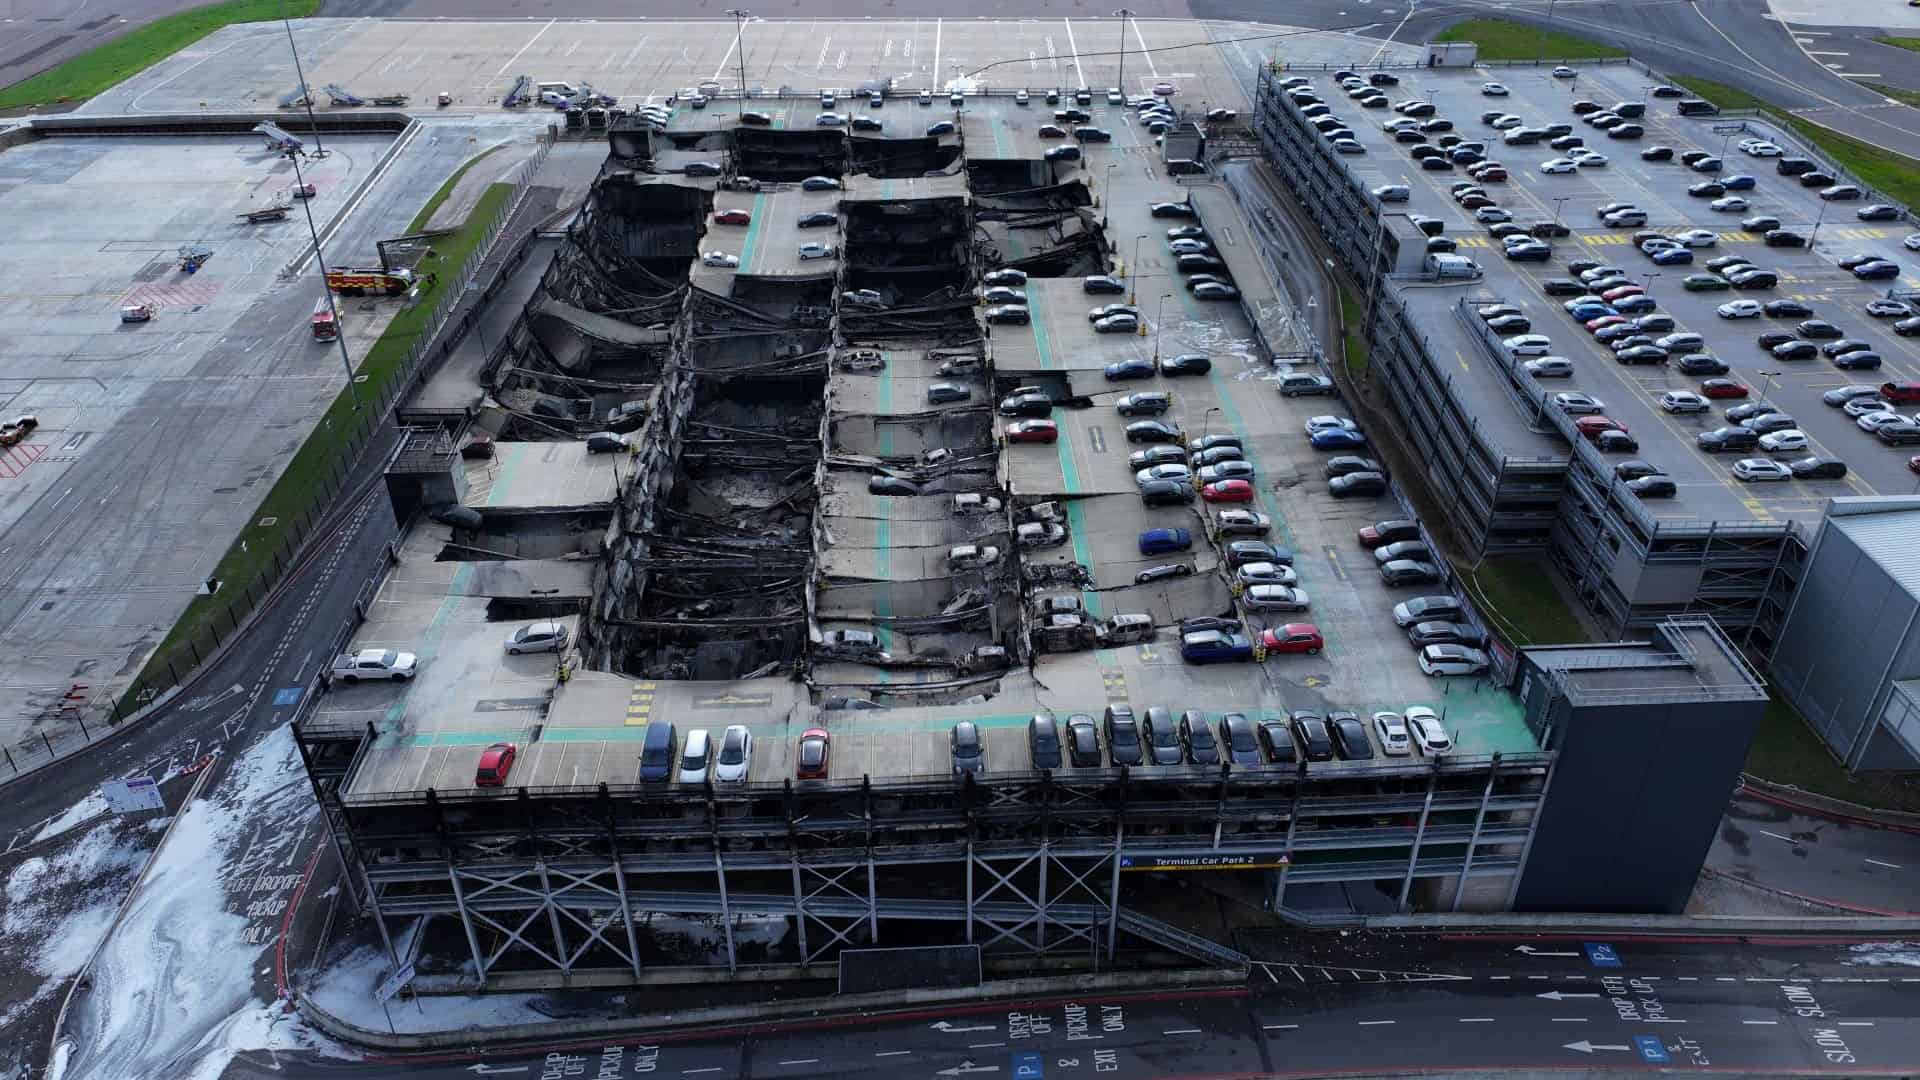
[1242,584,1311,611]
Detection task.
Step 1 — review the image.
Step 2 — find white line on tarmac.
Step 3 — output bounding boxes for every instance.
[1264,1023,1299,1030]
[1458,1018,1494,1023]
[1552,1018,1589,1023]
[712,32,739,84]
[933,18,942,88]
[1357,1020,1395,1026]
[1743,1020,1778,1025]
[874,1051,912,1057]
[1062,18,1086,90]
[496,19,557,77]
[1865,858,1902,869]
[1163,1029,1202,1035]
[1758,829,1796,843]
[1839,1021,1875,1027]
[1130,17,1160,79]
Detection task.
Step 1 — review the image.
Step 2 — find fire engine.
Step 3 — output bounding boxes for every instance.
[311,296,339,342]
[325,266,415,296]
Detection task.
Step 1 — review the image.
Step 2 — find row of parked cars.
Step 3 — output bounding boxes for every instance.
[1358,522,1494,675]
[1020,701,1453,772]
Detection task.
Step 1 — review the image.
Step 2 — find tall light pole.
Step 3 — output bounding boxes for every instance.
[1102,162,1117,227]
[1551,196,1570,228]
[1809,198,1830,250]
[279,0,326,159]
[726,9,751,117]
[1199,405,1221,446]
[1755,368,1781,410]
[1114,9,1135,99]
[288,148,360,410]
[1129,233,1147,303]
[1153,291,1173,362]
[1543,0,1561,62]
[1643,272,1662,303]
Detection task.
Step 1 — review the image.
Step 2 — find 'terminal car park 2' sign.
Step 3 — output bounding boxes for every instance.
[1120,852,1290,872]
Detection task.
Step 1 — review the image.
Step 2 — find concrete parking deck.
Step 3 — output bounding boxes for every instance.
[463,441,622,509]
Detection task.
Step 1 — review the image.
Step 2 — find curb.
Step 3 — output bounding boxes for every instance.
[1738,776,1920,835]
[1697,867,1919,918]
[1360,910,1920,934]
[298,966,1247,1054]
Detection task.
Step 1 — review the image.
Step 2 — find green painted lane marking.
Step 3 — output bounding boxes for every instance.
[483,446,523,508]
[1029,290,1055,370]
[544,711,1037,741]
[737,190,768,269]
[1064,497,1100,617]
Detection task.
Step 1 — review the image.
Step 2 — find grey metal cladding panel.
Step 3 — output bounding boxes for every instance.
[1772,525,1913,756]
[1829,510,1920,603]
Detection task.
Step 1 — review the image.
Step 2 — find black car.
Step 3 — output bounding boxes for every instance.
[1105,358,1155,380]
[1798,320,1843,339]
[1764,299,1813,318]
[1774,340,1818,360]
[1139,480,1195,506]
[1764,230,1807,248]
[1227,539,1291,565]
[1614,459,1661,481]
[1757,331,1797,349]
[1065,715,1101,767]
[1257,719,1296,763]
[1369,72,1400,86]
[1116,392,1172,417]
[1790,457,1848,479]
[1126,419,1182,443]
[1542,277,1587,296]
[1697,426,1760,451]
[1485,314,1531,334]
[1595,429,1639,453]
[1084,274,1126,294]
[1615,345,1670,365]
[1180,711,1221,765]
[1799,171,1836,188]
[1218,713,1262,766]
[1150,201,1196,218]
[999,391,1052,417]
[1028,715,1062,769]
[1330,471,1388,498]
[1160,353,1212,376]
[1407,620,1485,647]
[1639,145,1674,161]
[1688,181,1726,198]
[798,211,838,228]
[1074,126,1113,142]
[1142,707,1183,765]
[1330,713,1374,761]
[1677,354,1729,375]
[1104,706,1143,766]
[1626,475,1677,498]
[1896,317,1920,337]
[1834,351,1882,370]
[1742,215,1783,232]
[1291,711,1334,763]
[1823,339,1873,358]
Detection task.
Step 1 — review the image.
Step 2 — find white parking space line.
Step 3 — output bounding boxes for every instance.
[1063,18,1086,90]
[933,18,943,89]
[1131,17,1161,80]
[496,19,557,77]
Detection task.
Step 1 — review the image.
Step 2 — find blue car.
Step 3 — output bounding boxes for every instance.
[1180,629,1254,664]
[1721,174,1757,190]
[1139,527,1193,555]
[1568,302,1616,321]
[1309,427,1368,450]
[1651,247,1694,265]
[1105,358,1156,380]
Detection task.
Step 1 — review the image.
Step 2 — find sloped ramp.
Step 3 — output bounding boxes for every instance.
[527,295,673,372]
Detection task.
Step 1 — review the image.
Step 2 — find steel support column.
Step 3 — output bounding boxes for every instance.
[1105,819,1124,960]
[535,859,569,972]
[445,863,490,987]
[603,789,643,979]
[1272,771,1305,911]
[1396,769,1439,912]
[713,850,736,972]
[1453,756,1501,913]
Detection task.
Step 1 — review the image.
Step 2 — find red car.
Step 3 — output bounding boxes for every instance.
[796,727,831,779]
[714,208,753,225]
[1005,419,1059,444]
[1202,478,1254,502]
[1601,285,1644,302]
[1701,379,1749,399]
[1575,416,1625,438]
[475,742,517,787]
[1585,315,1629,332]
[1261,623,1324,655]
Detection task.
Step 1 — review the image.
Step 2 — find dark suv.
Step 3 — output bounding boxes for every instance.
[1291,711,1334,762]
[1696,426,1760,452]
[1142,706,1183,765]
[1103,705,1143,766]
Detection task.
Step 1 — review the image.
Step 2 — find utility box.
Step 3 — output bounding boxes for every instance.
[1424,41,1478,67]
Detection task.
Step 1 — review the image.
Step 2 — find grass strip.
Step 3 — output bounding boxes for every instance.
[1457,558,1591,646]
[1744,696,1920,814]
[0,0,320,111]
[1338,286,1368,378]
[1673,75,1920,209]
[128,178,515,702]
[1432,18,1626,62]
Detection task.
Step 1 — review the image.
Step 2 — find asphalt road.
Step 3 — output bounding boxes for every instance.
[219,937,1920,1078]
[1708,789,1920,915]
[1786,23,1920,92]
[0,0,217,106]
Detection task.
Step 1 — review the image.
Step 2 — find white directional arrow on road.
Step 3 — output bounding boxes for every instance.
[1513,945,1580,957]
[936,1065,1002,1076]
[1537,991,1602,1001]
[930,1021,998,1033]
[1563,1041,1631,1054]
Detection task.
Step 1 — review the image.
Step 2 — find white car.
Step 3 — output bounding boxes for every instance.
[1758,429,1809,452]
[1906,233,1920,252]
[1015,89,1030,105]
[1717,300,1763,318]
[678,728,712,784]
[1503,334,1553,356]
[1570,149,1608,167]
[1169,238,1211,254]
[1552,65,1576,78]
[1243,584,1311,611]
[1419,644,1492,677]
[1490,114,1524,129]
[1304,415,1359,434]
[1405,706,1453,753]
[1372,712,1413,755]
[331,648,418,682]
[1711,196,1750,212]
[701,250,740,268]
[1732,457,1792,482]
[1474,207,1513,223]
[798,242,838,260]
[1481,82,1510,96]
[505,622,570,654]
[1136,463,1194,486]
[1661,391,1710,413]
[1843,398,1893,418]
[1523,357,1575,378]
[1236,561,1298,587]
[1540,158,1579,174]
[1552,391,1604,414]
[815,111,846,126]
[1674,229,1719,247]
[714,724,753,782]
[1860,411,1909,432]
[1739,139,1782,157]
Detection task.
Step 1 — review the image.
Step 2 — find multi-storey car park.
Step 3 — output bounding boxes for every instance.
[284,77,1778,991]
[1252,49,1920,646]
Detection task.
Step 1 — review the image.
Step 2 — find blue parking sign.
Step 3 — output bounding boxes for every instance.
[1632,1035,1671,1063]
[1583,942,1622,968]
[1012,1052,1044,1080]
